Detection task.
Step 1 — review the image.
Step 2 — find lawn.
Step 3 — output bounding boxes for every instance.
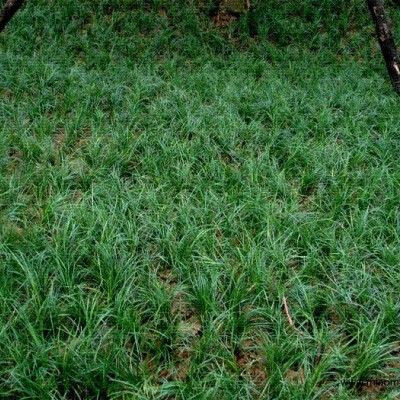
[0,1,400,398]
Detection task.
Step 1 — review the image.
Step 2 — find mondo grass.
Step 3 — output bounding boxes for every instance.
[1,0,400,399]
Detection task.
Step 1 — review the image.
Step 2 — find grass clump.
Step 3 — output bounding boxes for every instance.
[0,0,400,398]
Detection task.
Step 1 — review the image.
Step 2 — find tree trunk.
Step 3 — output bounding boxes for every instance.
[367,0,400,95]
[0,0,25,33]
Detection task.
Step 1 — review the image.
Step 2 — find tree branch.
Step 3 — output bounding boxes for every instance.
[367,0,400,95]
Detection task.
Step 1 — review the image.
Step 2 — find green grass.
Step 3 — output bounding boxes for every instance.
[1,0,400,398]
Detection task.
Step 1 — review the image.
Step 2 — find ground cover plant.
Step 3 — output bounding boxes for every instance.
[0,0,400,398]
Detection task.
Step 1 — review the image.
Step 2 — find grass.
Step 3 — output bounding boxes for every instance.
[0,0,400,398]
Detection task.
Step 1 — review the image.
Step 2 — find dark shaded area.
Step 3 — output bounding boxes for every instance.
[0,0,25,32]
